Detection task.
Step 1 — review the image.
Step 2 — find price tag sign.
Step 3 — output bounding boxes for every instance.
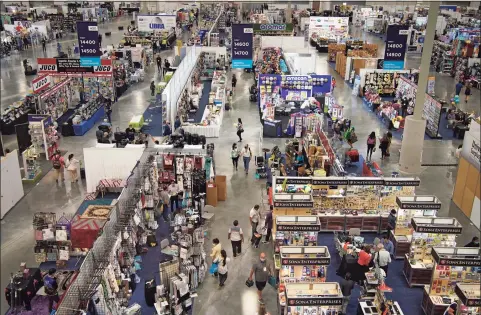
[383,25,409,70]
[232,24,253,69]
[77,21,100,58]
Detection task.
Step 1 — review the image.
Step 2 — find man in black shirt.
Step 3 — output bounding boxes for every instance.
[465,237,479,247]
[340,272,355,315]
[156,55,162,74]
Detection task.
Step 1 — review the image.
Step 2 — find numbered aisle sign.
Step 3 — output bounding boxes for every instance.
[383,25,409,70]
[32,74,51,93]
[77,21,101,66]
[232,24,253,69]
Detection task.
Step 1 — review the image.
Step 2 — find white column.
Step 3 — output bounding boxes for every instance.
[399,1,440,174]
[286,1,292,23]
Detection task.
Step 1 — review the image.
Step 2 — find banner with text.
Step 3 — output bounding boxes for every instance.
[232,24,253,69]
[384,25,409,70]
[137,15,176,32]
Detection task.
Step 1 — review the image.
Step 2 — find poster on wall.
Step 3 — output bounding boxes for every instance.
[137,15,176,32]
[232,24,253,69]
[308,16,349,40]
[77,21,100,67]
[384,25,409,70]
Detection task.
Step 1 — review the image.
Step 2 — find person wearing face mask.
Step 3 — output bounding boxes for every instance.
[249,205,261,245]
[465,236,479,247]
[386,209,397,235]
[248,252,273,303]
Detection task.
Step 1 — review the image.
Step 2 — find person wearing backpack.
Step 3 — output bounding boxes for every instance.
[51,150,65,183]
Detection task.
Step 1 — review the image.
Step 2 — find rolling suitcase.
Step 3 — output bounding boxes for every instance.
[114,127,126,142]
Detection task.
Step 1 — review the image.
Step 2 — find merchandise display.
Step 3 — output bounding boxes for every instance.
[272,176,420,232]
[283,283,343,315]
[274,216,320,254]
[391,196,441,259]
[403,217,463,287]
[71,97,106,136]
[1,95,38,135]
[421,247,481,315]
[358,288,405,315]
[455,283,481,314]
[37,79,72,122]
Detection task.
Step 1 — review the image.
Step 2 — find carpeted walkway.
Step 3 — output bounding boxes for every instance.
[142,98,164,137]
[317,233,424,315]
[188,80,212,124]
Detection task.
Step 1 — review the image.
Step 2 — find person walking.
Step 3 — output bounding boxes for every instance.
[98,33,102,48]
[248,252,273,303]
[174,115,182,131]
[236,118,244,142]
[51,150,65,183]
[105,99,112,123]
[262,205,273,244]
[156,55,162,74]
[168,180,181,213]
[231,143,240,170]
[42,37,47,53]
[210,238,222,276]
[386,209,397,235]
[455,81,463,96]
[366,132,376,161]
[66,154,79,183]
[464,81,472,103]
[374,243,391,276]
[249,205,261,245]
[241,144,252,174]
[150,80,156,97]
[232,74,237,89]
[218,249,230,287]
[163,121,172,136]
[379,133,389,160]
[160,186,171,222]
[228,220,244,257]
[340,272,355,315]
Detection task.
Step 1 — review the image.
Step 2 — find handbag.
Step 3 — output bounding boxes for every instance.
[268,276,277,289]
[245,279,254,287]
[209,262,218,274]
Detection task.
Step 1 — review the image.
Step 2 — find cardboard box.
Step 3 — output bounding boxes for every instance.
[206,182,218,207]
[215,175,227,201]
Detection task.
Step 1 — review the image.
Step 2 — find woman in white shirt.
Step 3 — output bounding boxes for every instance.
[217,249,230,287]
[66,154,80,183]
[240,144,252,174]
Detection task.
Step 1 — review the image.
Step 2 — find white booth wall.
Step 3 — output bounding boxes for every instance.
[260,36,307,52]
[83,147,144,193]
[1,150,25,219]
[162,46,200,124]
[284,52,316,75]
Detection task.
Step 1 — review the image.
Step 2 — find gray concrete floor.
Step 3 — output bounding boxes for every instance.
[1,18,480,315]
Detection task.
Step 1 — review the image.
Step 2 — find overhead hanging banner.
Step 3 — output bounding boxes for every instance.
[77,21,100,67]
[137,15,176,32]
[308,16,349,40]
[232,24,253,69]
[253,23,293,33]
[384,24,409,70]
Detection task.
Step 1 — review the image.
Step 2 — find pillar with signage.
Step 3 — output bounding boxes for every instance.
[77,21,101,67]
[422,247,481,315]
[390,195,441,259]
[403,217,462,288]
[231,24,253,69]
[383,24,409,70]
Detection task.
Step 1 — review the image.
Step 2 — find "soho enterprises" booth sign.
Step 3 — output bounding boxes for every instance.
[254,23,293,33]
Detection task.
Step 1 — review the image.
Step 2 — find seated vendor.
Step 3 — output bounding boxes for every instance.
[294,151,305,174]
[125,125,136,134]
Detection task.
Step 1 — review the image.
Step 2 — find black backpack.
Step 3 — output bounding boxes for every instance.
[52,157,61,169]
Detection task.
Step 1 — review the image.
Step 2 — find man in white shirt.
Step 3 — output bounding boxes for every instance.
[249,205,260,245]
[374,243,392,276]
[168,180,181,213]
[228,220,244,257]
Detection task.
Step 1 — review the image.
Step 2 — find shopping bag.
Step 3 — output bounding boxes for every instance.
[268,276,277,289]
[209,262,218,275]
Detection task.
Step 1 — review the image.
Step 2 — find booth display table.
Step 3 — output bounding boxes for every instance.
[183,104,224,138]
[129,115,144,131]
[72,106,105,136]
[390,233,411,259]
[403,255,433,287]
[421,286,451,315]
